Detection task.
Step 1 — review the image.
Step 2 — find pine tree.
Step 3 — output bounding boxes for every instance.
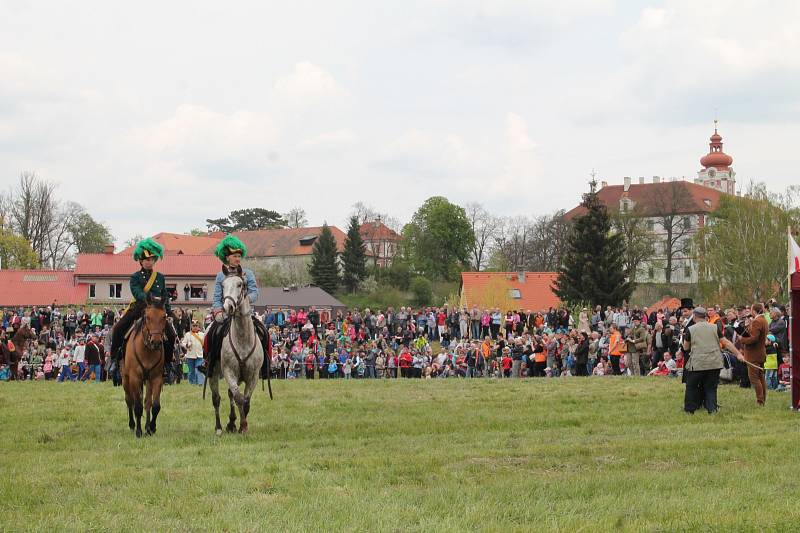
[308,224,339,294]
[341,216,367,292]
[554,181,634,307]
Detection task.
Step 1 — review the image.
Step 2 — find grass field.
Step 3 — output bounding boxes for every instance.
[2,377,799,531]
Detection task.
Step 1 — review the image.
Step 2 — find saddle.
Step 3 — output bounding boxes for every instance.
[205,316,270,378]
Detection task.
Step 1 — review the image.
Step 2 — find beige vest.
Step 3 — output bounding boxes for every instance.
[687,322,722,371]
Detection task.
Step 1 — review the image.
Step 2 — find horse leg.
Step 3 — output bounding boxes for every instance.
[222,366,240,432]
[238,372,258,434]
[144,378,153,436]
[123,379,135,432]
[148,374,163,435]
[226,389,237,433]
[134,384,144,438]
[209,370,223,436]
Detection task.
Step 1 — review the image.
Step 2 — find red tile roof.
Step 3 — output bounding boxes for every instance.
[564,181,724,220]
[74,254,220,277]
[461,272,561,312]
[0,270,88,307]
[359,222,400,242]
[118,232,221,256]
[204,226,350,258]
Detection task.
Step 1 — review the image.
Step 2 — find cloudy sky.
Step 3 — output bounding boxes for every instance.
[2,0,799,244]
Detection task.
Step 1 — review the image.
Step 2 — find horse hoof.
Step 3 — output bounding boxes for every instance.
[238,425,248,434]
[135,430,142,438]
[215,429,222,436]
[226,424,236,433]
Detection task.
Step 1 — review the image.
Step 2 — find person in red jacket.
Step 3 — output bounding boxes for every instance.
[399,350,413,378]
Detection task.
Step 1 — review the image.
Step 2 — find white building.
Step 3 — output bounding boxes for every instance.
[566,124,736,284]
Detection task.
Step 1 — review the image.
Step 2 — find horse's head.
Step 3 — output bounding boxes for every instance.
[19,324,35,340]
[222,273,248,317]
[143,295,167,349]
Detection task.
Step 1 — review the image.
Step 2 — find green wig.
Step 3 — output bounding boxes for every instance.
[132,238,164,261]
[215,235,247,263]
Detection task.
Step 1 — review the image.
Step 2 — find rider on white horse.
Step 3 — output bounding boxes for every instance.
[200,235,270,375]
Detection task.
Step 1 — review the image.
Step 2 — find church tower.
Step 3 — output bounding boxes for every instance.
[696,120,736,194]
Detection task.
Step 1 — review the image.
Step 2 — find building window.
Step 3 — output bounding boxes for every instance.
[647,220,654,231]
[166,284,177,301]
[509,289,521,299]
[682,216,691,230]
[109,283,122,299]
[648,267,654,280]
[684,265,691,279]
[89,284,96,298]
[190,284,205,300]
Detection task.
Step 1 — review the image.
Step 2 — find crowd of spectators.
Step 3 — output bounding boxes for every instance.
[0,301,791,391]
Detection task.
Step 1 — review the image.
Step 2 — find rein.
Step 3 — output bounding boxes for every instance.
[227,329,258,378]
[131,332,164,382]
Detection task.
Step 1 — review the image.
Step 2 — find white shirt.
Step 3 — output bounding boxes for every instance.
[182,330,204,359]
[73,345,85,363]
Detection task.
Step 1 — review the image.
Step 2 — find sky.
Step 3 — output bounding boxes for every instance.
[2,0,799,245]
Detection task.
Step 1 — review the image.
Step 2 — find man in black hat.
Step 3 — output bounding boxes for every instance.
[681,306,743,413]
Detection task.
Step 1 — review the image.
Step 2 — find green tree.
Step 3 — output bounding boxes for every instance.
[696,182,800,303]
[610,206,655,281]
[0,229,38,269]
[341,216,367,292]
[187,228,206,236]
[554,181,633,307]
[69,212,114,253]
[410,276,432,306]
[206,208,286,232]
[308,223,339,294]
[403,196,474,281]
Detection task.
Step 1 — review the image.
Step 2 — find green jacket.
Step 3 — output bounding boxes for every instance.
[130,268,172,315]
[626,324,648,354]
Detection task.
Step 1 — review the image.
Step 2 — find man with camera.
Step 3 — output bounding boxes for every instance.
[625,315,648,376]
[736,303,769,406]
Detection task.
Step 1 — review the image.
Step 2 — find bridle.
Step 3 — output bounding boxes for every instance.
[222,274,247,317]
[142,318,164,351]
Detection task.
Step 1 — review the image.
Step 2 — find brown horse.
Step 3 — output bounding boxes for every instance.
[122,297,166,438]
[10,324,36,380]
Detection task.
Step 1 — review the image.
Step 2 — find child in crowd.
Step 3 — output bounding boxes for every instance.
[765,334,779,390]
[777,354,791,392]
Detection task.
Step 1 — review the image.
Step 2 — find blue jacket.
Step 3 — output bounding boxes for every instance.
[212,269,258,310]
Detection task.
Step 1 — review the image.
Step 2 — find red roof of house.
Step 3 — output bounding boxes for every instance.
[74,254,220,277]
[204,226,350,258]
[118,232,221,256]
[0,270,88,307]
[359,222,400,242]
[564,181,724,220]
[461,272,561,312]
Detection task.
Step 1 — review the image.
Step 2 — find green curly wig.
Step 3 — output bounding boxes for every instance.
[132,238,164,261]
[214,234,247,263]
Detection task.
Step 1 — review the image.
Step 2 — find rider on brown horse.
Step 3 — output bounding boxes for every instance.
[200,235,270,376]
[110,238,176,366]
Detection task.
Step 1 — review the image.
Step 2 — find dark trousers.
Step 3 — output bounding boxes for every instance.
[684,369,721,413]
[610,355,621,375]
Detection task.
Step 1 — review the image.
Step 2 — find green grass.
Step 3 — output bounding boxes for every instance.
[2,378,799,531]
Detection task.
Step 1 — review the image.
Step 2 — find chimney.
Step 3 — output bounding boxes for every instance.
[601,180,608,189]
[103,244,115,255]
[623,176,631,191]
[652,176,660,184]
[517,272,526,283]
[638,176,645,185]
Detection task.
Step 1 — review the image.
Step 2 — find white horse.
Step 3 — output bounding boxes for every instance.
[209,273,264,435]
